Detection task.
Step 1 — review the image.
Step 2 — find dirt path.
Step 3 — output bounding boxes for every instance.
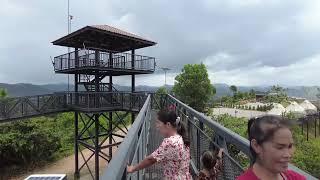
[11,127,130,180]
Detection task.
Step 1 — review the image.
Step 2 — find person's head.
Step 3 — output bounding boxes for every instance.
[201,150,217,171]
[156,109,189,147]
[248,115,294,173]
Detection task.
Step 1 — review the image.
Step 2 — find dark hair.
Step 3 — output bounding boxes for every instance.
[248,115,292,163]
[201,150,217,170]
[157,110,190,147]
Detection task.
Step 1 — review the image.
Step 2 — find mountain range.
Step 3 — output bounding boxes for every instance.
[0,83,319,100]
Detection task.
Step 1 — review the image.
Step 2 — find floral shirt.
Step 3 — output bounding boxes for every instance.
[151,134,191,180]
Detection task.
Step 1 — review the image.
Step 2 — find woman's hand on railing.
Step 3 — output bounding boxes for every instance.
[127,165,136,173]
[218,148,224,159]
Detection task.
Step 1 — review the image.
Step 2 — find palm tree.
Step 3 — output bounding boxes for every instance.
[316,87,320,99]
[229,85,237,96]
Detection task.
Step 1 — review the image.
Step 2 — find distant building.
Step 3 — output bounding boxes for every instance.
[255,92,267,102]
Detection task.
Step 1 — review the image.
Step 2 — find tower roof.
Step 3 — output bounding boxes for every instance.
[52,25,156,52]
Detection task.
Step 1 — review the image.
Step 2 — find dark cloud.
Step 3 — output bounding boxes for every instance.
[0,0,320,85]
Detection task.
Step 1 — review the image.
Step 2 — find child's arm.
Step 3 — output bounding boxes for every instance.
[127,155,157,173]
[215,148,224,172]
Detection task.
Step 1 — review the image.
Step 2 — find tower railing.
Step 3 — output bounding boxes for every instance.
[53,50,155,72]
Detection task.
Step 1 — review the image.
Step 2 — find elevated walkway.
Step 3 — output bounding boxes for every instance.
[103,94,317,180]
[0,94,316,179]
[0,92,147,122]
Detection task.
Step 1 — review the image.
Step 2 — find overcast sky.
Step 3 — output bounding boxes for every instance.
[1,0,320,86]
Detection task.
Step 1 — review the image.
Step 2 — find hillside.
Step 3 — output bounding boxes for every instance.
[0,83,319,100]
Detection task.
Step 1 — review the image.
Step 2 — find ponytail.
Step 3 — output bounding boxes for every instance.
[177,121,190,147]
[157,109,190,147]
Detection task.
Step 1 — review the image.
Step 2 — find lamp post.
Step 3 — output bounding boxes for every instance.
[67,0,73,92]
[160,67,170,87]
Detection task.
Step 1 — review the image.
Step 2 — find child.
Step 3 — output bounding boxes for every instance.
[197,148,223,180]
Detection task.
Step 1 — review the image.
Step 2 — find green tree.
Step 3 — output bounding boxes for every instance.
[230,85,237,92]
[316,87,320,99]
[156,86,167,95]
[265,85,289,105]
[263,105,267,111]
[229,85,238,97]
[212,86,216,95]
[237,92,244,100]
[270,85,287,97]
[249,89,256,97]
[0,88,8,99]
[173,63,215,112]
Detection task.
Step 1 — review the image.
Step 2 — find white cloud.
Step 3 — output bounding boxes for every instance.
[212,54,320,86]
[0,0,30,17]
[296,0,320,33]
[109,73,178,87]
[0,0,320,86]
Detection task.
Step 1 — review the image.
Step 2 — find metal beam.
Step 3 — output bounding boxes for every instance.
[94,114,99,180]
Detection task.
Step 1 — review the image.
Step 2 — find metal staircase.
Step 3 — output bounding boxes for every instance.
[79,74,121,106]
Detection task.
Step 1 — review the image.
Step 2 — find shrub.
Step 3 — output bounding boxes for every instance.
[0,119,61,167]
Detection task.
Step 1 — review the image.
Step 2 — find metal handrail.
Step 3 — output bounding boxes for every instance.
[102,95,151,180]
[168,94,251,155]
[167,94,317,180]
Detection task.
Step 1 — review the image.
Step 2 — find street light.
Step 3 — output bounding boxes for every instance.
[160,67,171,86]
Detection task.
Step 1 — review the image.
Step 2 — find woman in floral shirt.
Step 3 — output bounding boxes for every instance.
[127,109,191,180]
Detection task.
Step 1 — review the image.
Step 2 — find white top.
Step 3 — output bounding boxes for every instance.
[285,101,306,114]
[299,100,317,111]
[267,103,286,115]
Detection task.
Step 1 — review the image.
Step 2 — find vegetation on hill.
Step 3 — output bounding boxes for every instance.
[0,88,8,99]
[0,111,130,178]
[218,85,295,110]
[0,113,74,176]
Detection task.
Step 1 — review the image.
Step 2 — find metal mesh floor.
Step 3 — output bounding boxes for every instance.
[144,110,164,180]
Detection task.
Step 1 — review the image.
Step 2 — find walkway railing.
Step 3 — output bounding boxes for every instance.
[167,94,317,180]
[0,92,148,122]
[102,95,152,180]
[0,94,67,122]
[102,94,317,180]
